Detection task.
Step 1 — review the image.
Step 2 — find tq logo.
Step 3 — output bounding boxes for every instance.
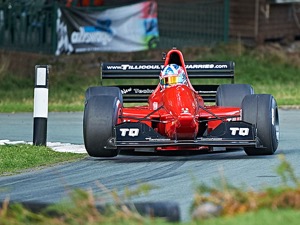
[120,128,140,137]
[229,127,249,136]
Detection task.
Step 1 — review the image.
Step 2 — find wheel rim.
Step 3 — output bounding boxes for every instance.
[273,106,280,143]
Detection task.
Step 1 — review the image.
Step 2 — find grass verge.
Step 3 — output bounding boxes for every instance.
[0,144,86,175]
[194,209,300,225]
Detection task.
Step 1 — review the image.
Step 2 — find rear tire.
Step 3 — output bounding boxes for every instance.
[216,84,254,151]
[242,94,279,155]
[83,95,121,157]
[216,84,254,107]
[85,86,123,103]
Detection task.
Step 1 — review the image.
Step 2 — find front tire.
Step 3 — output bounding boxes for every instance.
[242,94,279,155]
[83,95,121,157]
[85,86,123,103]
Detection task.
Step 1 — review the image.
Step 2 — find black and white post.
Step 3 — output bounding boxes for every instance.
[33,65,49,146]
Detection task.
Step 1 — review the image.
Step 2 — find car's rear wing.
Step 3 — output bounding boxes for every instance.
[100,61,235,102]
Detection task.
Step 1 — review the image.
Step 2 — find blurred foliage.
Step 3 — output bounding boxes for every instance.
[191,154,300,221]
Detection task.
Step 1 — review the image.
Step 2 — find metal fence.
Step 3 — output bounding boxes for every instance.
[157,0,229,48]
[0,0,229,54]
[0,2,57,54]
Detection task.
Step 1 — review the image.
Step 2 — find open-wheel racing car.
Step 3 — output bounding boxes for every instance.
[83,48,279,157]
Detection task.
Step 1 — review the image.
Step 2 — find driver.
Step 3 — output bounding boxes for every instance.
[159,64,187,89]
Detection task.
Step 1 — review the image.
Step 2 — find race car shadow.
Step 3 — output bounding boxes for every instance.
[119,147,243,157]
[87,147,276,163]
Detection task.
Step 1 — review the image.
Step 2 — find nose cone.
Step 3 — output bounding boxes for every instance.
[163,85,197,116]
[162,85,198,139]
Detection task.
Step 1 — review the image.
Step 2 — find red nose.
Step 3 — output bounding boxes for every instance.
[162,85,199,139]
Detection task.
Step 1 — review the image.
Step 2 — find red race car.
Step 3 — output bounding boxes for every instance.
[83,48,279,157]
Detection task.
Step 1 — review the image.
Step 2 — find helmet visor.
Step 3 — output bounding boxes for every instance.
[160,75,184,87]
[160,75,182,86]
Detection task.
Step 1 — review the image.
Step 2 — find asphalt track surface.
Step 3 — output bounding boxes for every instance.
[0,109,299,221]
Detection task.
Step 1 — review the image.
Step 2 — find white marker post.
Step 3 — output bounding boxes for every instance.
[33,65,49,146]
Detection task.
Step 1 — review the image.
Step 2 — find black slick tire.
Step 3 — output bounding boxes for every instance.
[242,94,279,155]
[83,95,121,157]
[216,84,254,107]
[85,86,123,103]
[216,84,254,151]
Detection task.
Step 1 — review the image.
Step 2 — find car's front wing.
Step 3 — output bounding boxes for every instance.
[105,121,260,149]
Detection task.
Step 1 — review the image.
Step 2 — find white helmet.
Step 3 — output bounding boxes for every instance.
[160,64,187,89]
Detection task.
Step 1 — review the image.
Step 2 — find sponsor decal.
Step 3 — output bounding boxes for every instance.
[106,64,163,70]
[185,64,228,69]
[133,88,154,94]
[122,64,162,70]
[120,88,154,94]
[181,108,189,113]
[197,137,223,141]
[145,138,171,141]
[106,64,228,70]
[226,117,240,122]
[229,127,249,136]
[121,88,132,94]
[120,128,139,137]
[71,27,114,45]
